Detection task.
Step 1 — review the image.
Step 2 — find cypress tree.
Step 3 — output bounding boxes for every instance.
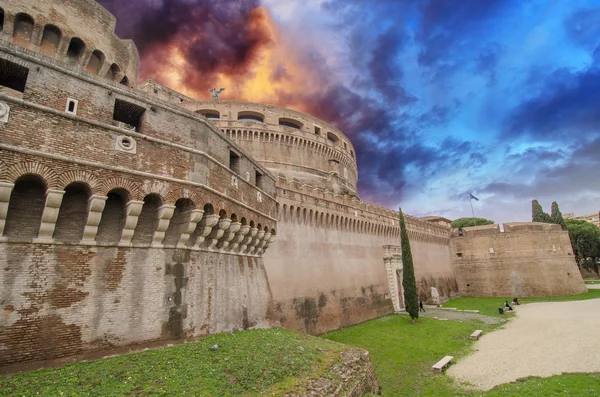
[551,201,567,230]
[399,208,419,322]
[532,200,544,222]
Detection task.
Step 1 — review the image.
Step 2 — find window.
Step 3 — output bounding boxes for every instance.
[238,111,264,123]
[229,150,240,174]
[53,183,91,241]
[65,98,78,115]
[196,109,220,120]
[112,98,146,132]
[279,118,303,129]
[0,58,29,93]
[0,8,4,32]
[40,25,62,57]
[120,76,129,86]
[314,126,321,135]
[4,174,46,238]
[343,142,348,151]
[327,132,339,144]
[13,13,34,45]
[86,50,105,74]
[255,170,263,189]
[66,38,85,61]
[96,189,128,243]
[105,63,120,81]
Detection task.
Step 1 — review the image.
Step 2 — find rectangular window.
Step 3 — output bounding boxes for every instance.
[344,142,348,150]
[112,98,146,132]
[65,98,78,115]
[255,170,263,189]
[0,58,29,93]
[229,150,240,174]
[314,126,321,135]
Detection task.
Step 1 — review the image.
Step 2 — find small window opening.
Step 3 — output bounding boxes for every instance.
[327,132,339,144]
[86,50,105,74]
[153,89,158,94]
[456,252,463,257]
[0,8,4,32]
[13,13,34,45]
[40,25,62,57]
[230,150,241,174]
[0,58,29,93]
[120,76,129,86]
[314,126,321,135]
[65,98,78,114]
[105,63,120,81]
[112,98,146,132]
[344,142,348,150]
[67,37,85,60]
[279,118,303,129]
[238,111,264,123]
[197,109,220,120]
[255,170,263,189]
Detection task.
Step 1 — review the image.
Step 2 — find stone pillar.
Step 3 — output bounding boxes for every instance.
[193,214,220,248]
[82,195,107,243]
[230,224,251,252]
[217,222,241,251]
[246,229,265,255]
[205,217,232,250]
[0,182,14,237]
[119,200,144,245]
[152,204,175,247]
[177,209,204,248]
[238,227,257,254]
[35,189,65,242]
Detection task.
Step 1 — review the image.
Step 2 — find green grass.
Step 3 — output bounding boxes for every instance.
[584,280,599,284]
[442,289,600,317]
[322,315,600,396]
[0,328,348,397]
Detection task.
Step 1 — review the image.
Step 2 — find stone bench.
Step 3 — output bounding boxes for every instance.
[470,330,483,339]
[432,355,453,372]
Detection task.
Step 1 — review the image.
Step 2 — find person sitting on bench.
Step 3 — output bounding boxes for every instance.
[512,298,520,306]
[504,300,513,311]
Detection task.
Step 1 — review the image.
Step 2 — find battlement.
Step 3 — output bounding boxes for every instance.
[0,0,139,86]
[458,222,563,237]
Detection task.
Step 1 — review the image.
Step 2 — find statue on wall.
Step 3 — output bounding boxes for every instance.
[210,88,225,100]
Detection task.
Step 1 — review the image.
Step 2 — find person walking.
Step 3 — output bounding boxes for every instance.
[419,299,425,312]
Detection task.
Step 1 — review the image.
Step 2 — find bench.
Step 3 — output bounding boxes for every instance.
[432,355,453,372]
[470,329,483,339]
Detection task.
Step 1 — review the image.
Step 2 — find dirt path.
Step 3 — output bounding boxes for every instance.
[447,298,600,390]
[420,308,506,325]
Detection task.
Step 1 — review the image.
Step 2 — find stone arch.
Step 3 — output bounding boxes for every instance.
[296,207,301,224]
[99,177,141,200]
[132,193,163,245]
[105,63,121,81]
[4,162,58,188]
[303,208,307,225]
[13,13,34,46]
[163,198,195,246]
[58,170,100,194]
[4,174,47,238]
[120,76,129,86]
[53,182,92,241]
[86,49,105,74]
[0,8,4,33]
[282,204,287,222]
[96,188,129,243]
[40,24,62,57]
[66,37,85,61]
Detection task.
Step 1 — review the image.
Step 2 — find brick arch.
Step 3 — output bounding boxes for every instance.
[57,170,100,193]
[98,177,142,200]
[4,162,58,188]
[164,186,199,205]
[140,180,171,201]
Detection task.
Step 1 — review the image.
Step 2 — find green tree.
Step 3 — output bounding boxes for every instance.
[399,208,419,322]
[531,200,552,223]
[565,219,600,277]
[550,201,567,230]
[451,217,494,231]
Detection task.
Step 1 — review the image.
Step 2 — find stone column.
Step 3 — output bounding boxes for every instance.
[119,200,144,245]
[217,222,241,251]
[205,217,232,250]
[82,195,107,243]
[177,209,204,248]
[152,204,175,247]
[230,224,251,252]
[0,182,14,237]
[35,189,65,242]
[192,214,220,248]
[238,227,257,254]
[246,229,265,255]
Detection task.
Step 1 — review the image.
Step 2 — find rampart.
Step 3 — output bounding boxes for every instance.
[0,19,280,369]
[451,223,587,297]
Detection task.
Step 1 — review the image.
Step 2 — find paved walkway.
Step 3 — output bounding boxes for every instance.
[419,308,505,325]
[447,298,600,390]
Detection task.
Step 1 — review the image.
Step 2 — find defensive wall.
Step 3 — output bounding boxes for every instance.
[451,222,587,297]
[0,5,280,369]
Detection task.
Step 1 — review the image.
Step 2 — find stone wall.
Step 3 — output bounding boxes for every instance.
[451,222,587,297]
[0,243,277,368]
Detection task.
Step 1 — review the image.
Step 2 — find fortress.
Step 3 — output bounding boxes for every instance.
[0,0,586,370]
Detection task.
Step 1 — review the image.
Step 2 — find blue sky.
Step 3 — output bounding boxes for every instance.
[101,0,600,223]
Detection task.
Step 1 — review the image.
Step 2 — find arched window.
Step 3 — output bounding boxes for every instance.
[95,189,128,243]
[196,109,220,120]
[238,111,264,123]
[327,132,339,144]
[0,8,5,33]
[163,198,195,246]
[40,25,62,57]
[132,194,162,245]
[4,174,46,238]
[66,37,85,61]
[13,13,34,46]
[105,63,120,81]
[53,183,91,241]
[350,150,355,159]
[86,50,105,74]
[120,75,129,86]
[279,118,303,129]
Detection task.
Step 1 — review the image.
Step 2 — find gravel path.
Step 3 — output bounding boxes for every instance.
[447,298,600,390]
[420,308,506,325]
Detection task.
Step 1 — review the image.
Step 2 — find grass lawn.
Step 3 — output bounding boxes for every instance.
[584,280,599,284]
[0,329,349,397]
[442,289,600,317]
[323,315,600,396]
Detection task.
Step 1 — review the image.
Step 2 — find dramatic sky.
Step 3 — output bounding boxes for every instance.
[98,0,600,223]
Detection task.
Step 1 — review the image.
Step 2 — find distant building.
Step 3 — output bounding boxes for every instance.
[564,212,600,228]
